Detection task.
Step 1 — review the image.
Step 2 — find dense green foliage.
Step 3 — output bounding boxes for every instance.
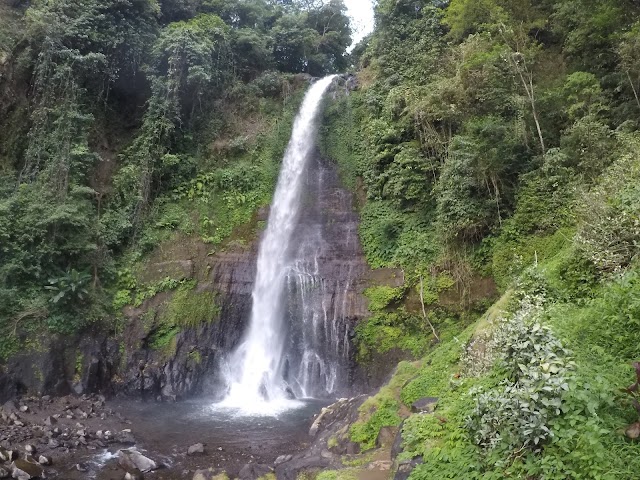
[319,0,640,477]
[2,0,640,476]
[0,0,351,355]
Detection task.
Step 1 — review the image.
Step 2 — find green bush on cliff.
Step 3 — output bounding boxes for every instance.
[148,281,219,352]
[349,398,401,451]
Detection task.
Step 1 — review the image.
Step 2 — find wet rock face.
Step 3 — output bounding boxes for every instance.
[278,153,372,398]
[116,152,382,401]
[0,152,395,401]
[117,249,257,400]
[0,332,119,402]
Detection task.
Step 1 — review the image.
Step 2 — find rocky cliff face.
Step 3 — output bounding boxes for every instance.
[0,150,399,402]
[116,247,258,400]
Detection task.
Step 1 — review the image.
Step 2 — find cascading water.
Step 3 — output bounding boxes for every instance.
[219,76,342,414]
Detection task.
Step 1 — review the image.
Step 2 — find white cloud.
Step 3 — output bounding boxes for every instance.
[343,0,375,51]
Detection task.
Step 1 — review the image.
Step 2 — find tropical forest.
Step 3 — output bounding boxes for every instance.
[0,0,639,479]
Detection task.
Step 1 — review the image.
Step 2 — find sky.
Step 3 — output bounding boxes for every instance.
[344,0,375,50]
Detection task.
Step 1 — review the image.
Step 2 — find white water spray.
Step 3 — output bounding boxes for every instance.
[219,76,336,414]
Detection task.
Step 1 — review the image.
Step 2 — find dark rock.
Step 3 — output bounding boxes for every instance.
[284,386,295,399]
[391,421,405,460]
[0,376,17,404]
[274,456,332,480]
[345,442,360,455]
[305,396,367,458]
[187,443,205,456]
[411,397,438,414]
[118,449,157,473]
[238,463,273,480]
[376,426,398,448]
[394,457,423,480]
[10,459,43,480]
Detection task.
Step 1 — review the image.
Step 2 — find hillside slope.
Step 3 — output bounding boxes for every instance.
[315,0,640,478]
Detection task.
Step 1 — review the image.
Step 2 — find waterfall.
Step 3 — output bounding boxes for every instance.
[219,76,339,414]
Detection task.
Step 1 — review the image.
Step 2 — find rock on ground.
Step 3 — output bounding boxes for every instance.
[187,443,205,455]
[118,449,158,473]
[10,459,43,480]
[238,463,272,480]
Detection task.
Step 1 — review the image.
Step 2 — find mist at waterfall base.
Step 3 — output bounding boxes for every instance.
[214,75,349,416]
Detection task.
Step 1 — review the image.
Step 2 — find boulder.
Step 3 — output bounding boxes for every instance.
[309,408,329,437]
[37,456,51,467]
[24,445,36,455]
[118,449,157,473]
[345,442,360,455]
[187,443,205,456]
[394,457,423,480]
[238,463,273,480]
[410,397,438,414]
[10,460,43,480]
[0,467,9,478]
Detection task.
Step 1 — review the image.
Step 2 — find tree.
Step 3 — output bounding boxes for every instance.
[618,22,640,111]
[435,116,529,243]
[498,24,546,154]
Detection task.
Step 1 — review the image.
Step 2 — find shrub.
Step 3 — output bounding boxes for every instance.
[349,398,401,451]
[465,292,574,452]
